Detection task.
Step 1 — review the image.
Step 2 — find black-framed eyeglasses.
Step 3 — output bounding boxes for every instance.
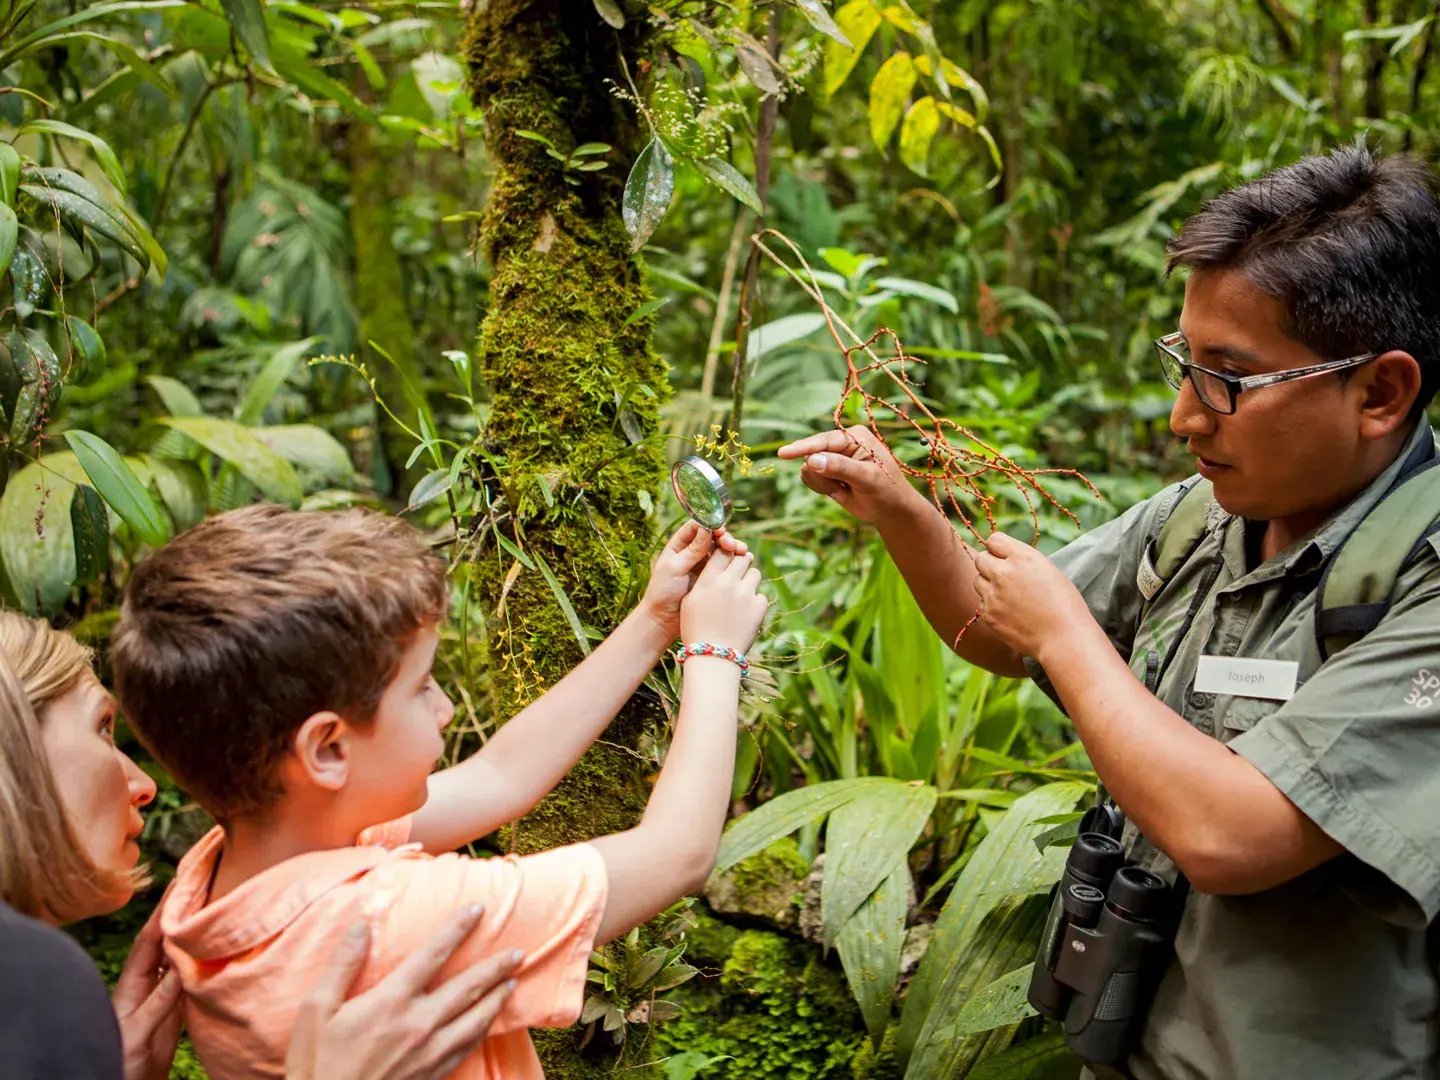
[1154,331,1378,415]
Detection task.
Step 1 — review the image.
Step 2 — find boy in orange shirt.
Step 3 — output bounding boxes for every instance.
[110,505,766,1079]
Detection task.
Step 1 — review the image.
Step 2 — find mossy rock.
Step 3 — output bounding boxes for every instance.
[703,837,810,932]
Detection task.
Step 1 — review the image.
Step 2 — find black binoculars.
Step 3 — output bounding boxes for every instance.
[1026,829,1180,1069]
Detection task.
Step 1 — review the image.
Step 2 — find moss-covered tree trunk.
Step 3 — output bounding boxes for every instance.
[464,6,666,847]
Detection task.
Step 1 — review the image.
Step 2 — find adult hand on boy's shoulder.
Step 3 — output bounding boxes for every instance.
[287,907,520,1080]
[638,521,748,641]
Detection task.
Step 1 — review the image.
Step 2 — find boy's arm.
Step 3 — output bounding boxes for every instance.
[587,551,767,944]
[409,524,743,855]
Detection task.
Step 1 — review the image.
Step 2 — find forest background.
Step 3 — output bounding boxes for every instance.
[3,0,1435,1077]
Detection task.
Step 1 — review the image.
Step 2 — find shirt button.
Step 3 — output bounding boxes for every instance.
[1189,691,1212,709]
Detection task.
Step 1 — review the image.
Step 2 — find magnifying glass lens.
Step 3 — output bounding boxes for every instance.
[671,456,731,529]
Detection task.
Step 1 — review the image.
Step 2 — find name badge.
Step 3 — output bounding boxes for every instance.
[1194,655,1298,701]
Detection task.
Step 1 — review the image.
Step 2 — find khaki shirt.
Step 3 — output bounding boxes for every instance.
[1032,420,1440,1080]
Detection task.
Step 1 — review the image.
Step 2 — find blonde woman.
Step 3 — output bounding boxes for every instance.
[0,612,519,1080]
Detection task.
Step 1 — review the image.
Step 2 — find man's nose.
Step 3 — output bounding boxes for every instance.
[1169,376,1216,438]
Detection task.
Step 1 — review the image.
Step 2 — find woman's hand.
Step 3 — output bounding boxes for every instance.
[286,905,522,1080]
[972,531,1094,663]
[113,904,182,1080]
[638,521,747,641]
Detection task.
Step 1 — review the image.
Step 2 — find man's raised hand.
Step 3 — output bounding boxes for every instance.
[777,426,929,525]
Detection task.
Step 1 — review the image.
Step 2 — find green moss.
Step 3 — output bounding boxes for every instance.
[463,0,668,869]
[706,837,809,929]
[848,1026,905,1079]
[653,929,866,1079]
[685,907,745,967]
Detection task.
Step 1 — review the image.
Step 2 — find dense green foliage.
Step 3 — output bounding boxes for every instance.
[6,0,1440,1075]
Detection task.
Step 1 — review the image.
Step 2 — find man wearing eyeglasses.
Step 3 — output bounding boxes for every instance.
[779,144,1440,1079]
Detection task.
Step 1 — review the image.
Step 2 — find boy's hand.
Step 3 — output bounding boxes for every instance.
[680,549,767,654]
[639,521,749,641]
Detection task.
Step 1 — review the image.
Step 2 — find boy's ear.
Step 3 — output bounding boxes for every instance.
[290,711,352,793]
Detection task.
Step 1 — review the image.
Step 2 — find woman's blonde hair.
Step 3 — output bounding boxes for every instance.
[0,611,137,922]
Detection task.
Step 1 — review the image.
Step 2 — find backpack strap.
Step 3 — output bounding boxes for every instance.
[1153,479,1214,584]
[1315,451,1440,660]
[1135,478,1213,632]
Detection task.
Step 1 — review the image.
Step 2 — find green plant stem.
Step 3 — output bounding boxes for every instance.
[723,7,780,448]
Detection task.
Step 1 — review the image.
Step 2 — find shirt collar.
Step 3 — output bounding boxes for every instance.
[160,826,396,960]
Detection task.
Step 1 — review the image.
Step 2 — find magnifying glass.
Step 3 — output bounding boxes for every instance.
[670,455,732,531]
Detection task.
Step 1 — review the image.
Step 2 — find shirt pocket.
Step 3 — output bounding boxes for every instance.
[1214,693,1281,743]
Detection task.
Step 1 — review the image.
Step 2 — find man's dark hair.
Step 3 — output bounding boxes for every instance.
[1167,144,1440,414]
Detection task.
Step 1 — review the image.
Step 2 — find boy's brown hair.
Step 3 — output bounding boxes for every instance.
[111,505,447,822]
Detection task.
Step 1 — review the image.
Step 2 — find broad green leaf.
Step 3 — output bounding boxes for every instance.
[0,1,185,69]
[0,143,19,206]
[0,203,15,278]
[142,455,206,531]
[273,53,368,116]
[620,297,669,330]
[63,316,106,381]
[159,416,303,506]
[18,120,127,195]
[534,550,591,656]
[836,864,907,1047]
[70,484,110,584]
[251,424,357,488]
[220,0,272,69]
[693,157,763,213]
[966,1031,1077,1080]
[237,337,317,424]
[714,777,892,875]
[792,0,851,46]
[8,328,61,442]
[748,313,828,359]
[821,781,936,945]
[824,0,883,96]
[8,242,44,319]
[0,453,89,614]
[64,430,170,547]
[47,32,176,98]
[898,782,1085,1065]
[622,139,674,251]
[904,896,1047,1078]
[873,276,960,313]
[592,0,625,28]
[869,52,917,149]
[935,964,1037,1038]
[407,468,453,510]
[146,375,204,417]
[899,96,941,176]
[19,184,146,267]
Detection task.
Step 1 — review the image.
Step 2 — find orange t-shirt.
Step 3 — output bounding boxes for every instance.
[159,819,607,1079]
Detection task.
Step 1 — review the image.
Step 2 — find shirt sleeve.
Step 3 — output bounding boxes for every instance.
[1229,558,1440,924]
[1025,481,1189,702]
[366,842,608,1033]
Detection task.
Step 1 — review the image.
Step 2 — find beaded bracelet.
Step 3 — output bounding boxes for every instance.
[674,641,751,677]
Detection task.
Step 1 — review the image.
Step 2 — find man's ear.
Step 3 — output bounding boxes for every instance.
[289,711,351,793]
[1358,350,1422,440]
